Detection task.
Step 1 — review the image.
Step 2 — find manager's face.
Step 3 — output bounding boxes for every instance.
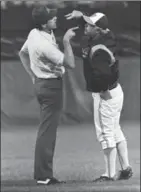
[84,23,99,37]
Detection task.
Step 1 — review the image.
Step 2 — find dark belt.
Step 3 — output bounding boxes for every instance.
[108,82,118,90]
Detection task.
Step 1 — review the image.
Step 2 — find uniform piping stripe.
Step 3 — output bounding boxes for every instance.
[90,44,116,66]
[99,98,109,148]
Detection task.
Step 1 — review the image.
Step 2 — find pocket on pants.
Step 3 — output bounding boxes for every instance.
[100,83,123,101]
[34,80,63,110]
[100,90,112,101]
[100,94,123,118]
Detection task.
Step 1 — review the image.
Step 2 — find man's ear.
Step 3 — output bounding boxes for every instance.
[95,27,102,34]
[41,23,47,29]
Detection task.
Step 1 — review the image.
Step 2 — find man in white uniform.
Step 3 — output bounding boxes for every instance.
[19,5,78,185]
[65,10,133,182]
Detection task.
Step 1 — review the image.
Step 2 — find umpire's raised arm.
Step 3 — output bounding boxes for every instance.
[62,27,79,69]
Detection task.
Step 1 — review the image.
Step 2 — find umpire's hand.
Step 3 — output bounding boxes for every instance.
[63,27,79,42]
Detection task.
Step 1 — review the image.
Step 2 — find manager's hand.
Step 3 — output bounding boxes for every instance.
[65,10,83,20]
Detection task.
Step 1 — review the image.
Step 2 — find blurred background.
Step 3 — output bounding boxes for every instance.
[1,0,140,128]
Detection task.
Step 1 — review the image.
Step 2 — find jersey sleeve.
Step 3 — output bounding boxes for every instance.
[91,49,112,76]
[20,39,29,54]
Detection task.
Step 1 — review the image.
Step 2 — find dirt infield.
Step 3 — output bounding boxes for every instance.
[1,122,140,192]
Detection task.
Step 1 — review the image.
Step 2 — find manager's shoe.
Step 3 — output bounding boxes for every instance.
[93,176,115,183]
[117,166,133,180]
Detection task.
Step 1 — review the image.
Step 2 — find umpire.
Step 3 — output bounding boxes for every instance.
[19,5,77,185]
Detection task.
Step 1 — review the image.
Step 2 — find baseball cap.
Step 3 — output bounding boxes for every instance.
[32,5,57,25]
[83,12,108,29]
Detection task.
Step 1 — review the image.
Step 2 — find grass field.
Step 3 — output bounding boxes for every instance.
[1,121,140,192]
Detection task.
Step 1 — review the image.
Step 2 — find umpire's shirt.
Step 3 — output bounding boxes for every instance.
[20,28,65,78]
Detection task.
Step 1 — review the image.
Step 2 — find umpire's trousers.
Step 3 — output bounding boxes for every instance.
[34,77,63,180]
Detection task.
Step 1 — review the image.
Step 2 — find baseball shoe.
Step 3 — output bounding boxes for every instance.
[117,166,133,180]
[93,176,115,183]
[37,177,64,185]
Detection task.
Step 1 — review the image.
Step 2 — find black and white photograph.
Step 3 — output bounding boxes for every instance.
[1,1,140,192]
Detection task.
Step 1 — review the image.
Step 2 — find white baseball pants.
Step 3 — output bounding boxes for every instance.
[92,84,126,149]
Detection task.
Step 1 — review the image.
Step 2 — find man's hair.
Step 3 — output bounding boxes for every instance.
[32,4,57,30]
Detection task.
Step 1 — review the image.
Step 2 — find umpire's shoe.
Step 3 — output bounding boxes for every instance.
[117,166,133,180]
[37,177,64,185]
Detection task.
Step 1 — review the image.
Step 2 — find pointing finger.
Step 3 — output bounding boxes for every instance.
[71,26,79,30]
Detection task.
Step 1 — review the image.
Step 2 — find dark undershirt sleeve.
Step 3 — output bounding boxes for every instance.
[91,49,112,76]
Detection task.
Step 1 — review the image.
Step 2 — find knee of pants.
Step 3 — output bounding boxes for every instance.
[114,127,126,144]
[99,128,126,150]
[95,114,117,149]
[100,138,116,150]
[98,128,116,149]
